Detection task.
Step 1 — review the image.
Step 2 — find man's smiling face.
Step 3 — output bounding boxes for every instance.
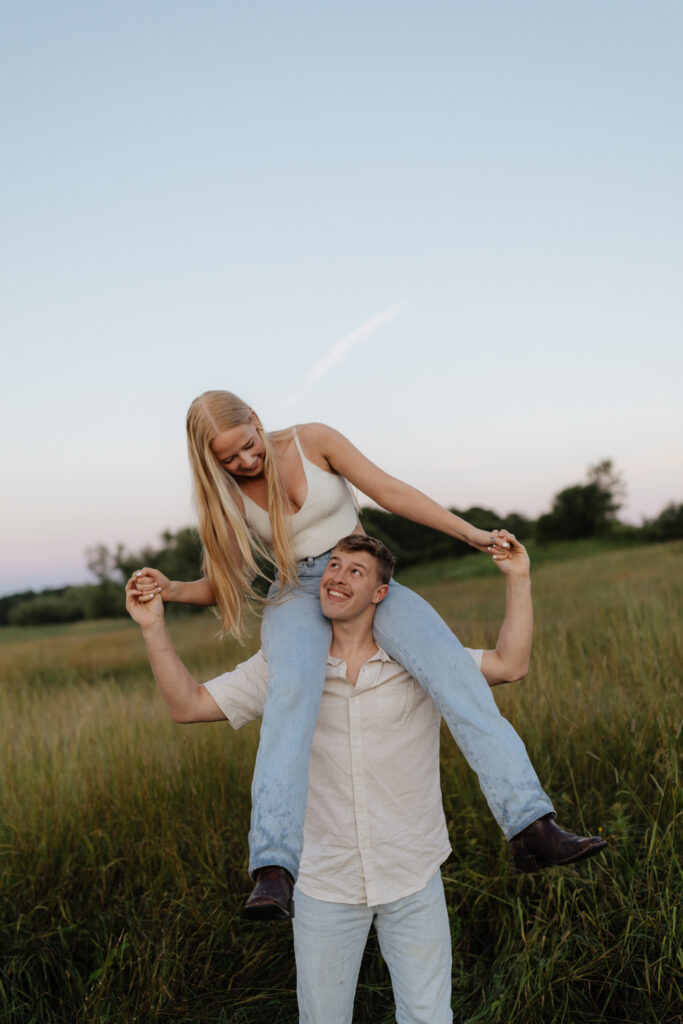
[319,547,388,622]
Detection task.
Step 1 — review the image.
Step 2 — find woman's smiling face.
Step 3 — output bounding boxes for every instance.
[210,419,266,479]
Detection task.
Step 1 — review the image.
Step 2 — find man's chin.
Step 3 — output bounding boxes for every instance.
[320,600,348,620]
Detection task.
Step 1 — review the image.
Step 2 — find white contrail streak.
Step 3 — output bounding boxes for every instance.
[288,300,408,406]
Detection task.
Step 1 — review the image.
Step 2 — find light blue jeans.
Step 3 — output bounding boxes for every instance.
[250,551,554,877]
[293,871,453,1024]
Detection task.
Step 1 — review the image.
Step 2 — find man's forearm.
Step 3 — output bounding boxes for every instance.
[141,623,213,722]
[493,574,533,682]
[480,572,533,685]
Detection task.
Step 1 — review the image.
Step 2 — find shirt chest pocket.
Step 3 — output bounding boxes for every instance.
[374,677,418,730]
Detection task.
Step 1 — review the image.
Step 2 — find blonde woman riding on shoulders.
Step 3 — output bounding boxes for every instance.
[131,390,557,920]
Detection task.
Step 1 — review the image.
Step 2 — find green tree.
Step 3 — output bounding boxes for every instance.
[114,528,203,583]
[358,508,457,567]
[459,506,502,531]
[536,459,625,543]
[83,543,128,617]
[85,544,118,583]
[503,512,535,540]
[8,590,85,626]
[587,458,626,519]
[0,590,36,626]
[644,502,683,541]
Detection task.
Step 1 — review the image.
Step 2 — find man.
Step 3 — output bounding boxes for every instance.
[126,534,605,1023]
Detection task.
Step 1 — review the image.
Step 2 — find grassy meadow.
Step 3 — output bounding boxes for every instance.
[1,543,681,1023]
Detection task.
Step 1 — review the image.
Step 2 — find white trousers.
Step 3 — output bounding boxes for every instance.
[293,871,453,1024]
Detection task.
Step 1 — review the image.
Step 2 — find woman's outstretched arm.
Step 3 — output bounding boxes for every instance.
[130,568,216,606]
[305,423,508,553]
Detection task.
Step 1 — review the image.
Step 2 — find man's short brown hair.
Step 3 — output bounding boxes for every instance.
[332,534,396,585]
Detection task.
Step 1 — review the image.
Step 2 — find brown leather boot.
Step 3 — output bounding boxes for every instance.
[510,814,607,873]
[243,866,295,921]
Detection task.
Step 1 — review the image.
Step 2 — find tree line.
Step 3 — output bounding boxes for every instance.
[3,459,682,627]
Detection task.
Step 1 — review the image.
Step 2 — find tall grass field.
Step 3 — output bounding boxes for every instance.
[1,544,681,1023]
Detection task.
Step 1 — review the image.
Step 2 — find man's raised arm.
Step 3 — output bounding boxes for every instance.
[479,534,533,686]
[125,576,225,722]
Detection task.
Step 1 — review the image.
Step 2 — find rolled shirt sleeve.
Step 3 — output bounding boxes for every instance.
[203,651,269,729]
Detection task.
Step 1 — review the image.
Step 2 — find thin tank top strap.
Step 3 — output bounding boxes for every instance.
[292,426,308,465]
[292,426,320,487]
[293,426,361,516]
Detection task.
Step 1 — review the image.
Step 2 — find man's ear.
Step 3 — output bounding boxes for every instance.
[372,583,389,605]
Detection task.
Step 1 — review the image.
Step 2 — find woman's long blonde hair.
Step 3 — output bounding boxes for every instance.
[186,390,298,640]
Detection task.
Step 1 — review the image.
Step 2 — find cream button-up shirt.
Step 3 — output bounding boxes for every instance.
[205,645,482,906]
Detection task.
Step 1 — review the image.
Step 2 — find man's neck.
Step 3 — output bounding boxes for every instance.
[328,611,378,676]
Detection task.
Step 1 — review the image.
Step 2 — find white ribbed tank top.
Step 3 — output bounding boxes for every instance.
[240,430,359,560]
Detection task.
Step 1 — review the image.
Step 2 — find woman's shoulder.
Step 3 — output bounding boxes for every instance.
[294,422,351,463]
[295,422,345,448]
[269,423,354,469]
[267,423,329,462]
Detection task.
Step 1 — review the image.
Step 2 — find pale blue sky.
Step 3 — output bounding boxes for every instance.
[2,1,682,595]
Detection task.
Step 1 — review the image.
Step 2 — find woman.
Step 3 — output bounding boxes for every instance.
[132,390,556,918]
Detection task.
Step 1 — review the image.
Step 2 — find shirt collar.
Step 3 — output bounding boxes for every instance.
[327,645,392,668]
